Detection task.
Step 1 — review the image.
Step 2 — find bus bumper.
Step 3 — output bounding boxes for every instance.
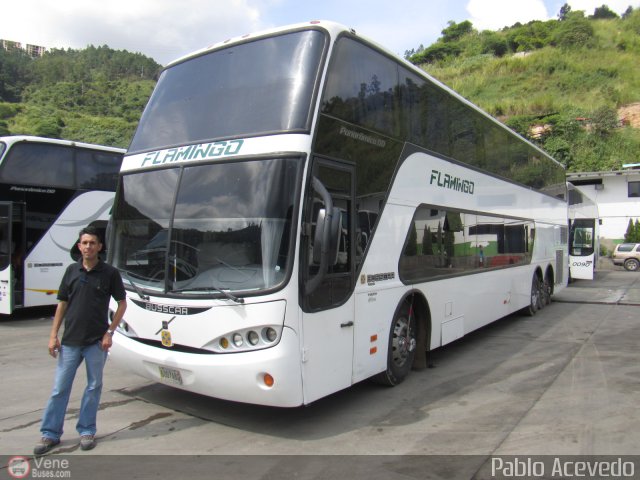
[109,327,304,407]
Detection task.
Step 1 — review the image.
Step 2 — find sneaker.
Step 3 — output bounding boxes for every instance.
[34,437,60,455]
[80,435,96,451]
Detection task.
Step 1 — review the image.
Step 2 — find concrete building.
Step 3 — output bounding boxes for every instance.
[568,166,640,251]
[0,39,47,57]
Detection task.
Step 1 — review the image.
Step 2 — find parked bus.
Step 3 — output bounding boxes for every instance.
[108,21,568,406]
[0,136,124,314]
[568,184,599,280]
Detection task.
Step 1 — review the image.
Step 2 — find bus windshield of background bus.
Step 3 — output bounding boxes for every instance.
[110,158,300,296]
[128,29,326,153]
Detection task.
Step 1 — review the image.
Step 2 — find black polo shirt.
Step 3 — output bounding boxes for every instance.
[57,260,126,346]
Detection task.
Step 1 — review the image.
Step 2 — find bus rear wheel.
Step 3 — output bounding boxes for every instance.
[542,272,553,306]
[373,301,417,386]
[525,274,542,316]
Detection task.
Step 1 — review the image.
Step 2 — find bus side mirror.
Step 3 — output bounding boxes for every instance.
[313,208,341,266]
[305,176,337,295]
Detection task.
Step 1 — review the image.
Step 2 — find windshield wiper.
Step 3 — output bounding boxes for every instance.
[169,286,245,304]
[121,270,150,301]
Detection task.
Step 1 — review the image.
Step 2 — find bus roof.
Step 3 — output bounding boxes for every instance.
[0,135,125,154]
[164,21,562,171]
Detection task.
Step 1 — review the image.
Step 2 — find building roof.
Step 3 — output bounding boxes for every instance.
[567,168,640,180]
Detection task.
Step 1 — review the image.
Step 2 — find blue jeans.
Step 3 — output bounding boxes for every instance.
[40,342,107,441]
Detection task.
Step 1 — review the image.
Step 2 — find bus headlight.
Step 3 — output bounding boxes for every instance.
[232,333,244,347]
[247,330,260,346]
[205,325,283,353]
[263,327,277,342]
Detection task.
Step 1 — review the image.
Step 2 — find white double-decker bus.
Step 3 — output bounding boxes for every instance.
[108,21,568,406]
[0,136,124,314]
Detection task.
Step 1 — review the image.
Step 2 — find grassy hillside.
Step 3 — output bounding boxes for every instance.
[412,10,640,172]
[0,45,160,148]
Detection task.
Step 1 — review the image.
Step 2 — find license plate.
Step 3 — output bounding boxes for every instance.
[158,366,183,385]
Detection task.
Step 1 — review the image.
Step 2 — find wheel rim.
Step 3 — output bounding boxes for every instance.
[531,279,540,310]
[543,277,552,305]
[626,260,639,271]
[391,315,416,368]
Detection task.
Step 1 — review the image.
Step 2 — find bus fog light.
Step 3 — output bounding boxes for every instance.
[247,330,259,345]
[263,327,277,343]
[232,333,243,347]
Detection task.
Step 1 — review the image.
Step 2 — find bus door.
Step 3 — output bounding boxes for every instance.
[0,202,26,314]
[569,218,596,280]
[300,159,356,404]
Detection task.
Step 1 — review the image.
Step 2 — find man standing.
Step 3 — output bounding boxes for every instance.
[34,226,127,455]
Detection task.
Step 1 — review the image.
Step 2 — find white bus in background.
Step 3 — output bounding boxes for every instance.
[568,184,600,280]
[0,136,124,314]
[108,21,569,407]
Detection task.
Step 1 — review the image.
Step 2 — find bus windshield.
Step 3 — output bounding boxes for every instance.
[128,29,326,153]
[110,158,301,296]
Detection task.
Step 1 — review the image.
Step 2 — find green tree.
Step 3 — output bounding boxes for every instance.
[559,3,572,20]
[553,15,595,47]
[591,106,618,137]
[33,116,63,138]
[441,20,474,43]
[422,226,433,255]
[405,226,418,256]
[480,31,509,56]
[591,5,618,19]
[624,219,638,242]
[0,47,33,102]
[622,6,634,19]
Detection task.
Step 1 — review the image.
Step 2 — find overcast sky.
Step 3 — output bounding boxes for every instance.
[3,0,639,65]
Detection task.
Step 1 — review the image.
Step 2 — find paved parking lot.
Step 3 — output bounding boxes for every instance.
[1,266,639,478]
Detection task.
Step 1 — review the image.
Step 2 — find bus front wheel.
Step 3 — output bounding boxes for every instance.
[373,300,417,386]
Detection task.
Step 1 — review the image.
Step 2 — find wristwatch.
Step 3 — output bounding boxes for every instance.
[106,330,115,336]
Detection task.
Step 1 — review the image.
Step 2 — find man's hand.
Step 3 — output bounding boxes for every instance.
[101,332,113,351]
[48,336,61,358]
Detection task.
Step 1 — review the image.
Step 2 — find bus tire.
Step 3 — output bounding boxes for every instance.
[524,274,542,316]
[542,271,553,306]
[373,300,417,386]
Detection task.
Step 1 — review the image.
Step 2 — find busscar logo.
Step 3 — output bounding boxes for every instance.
[130,298,211,315]
[430,169,475,195]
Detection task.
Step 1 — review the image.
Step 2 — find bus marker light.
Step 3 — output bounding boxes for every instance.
[263,373,275,387]
[370,347,377,355]
[370,334,377,342]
